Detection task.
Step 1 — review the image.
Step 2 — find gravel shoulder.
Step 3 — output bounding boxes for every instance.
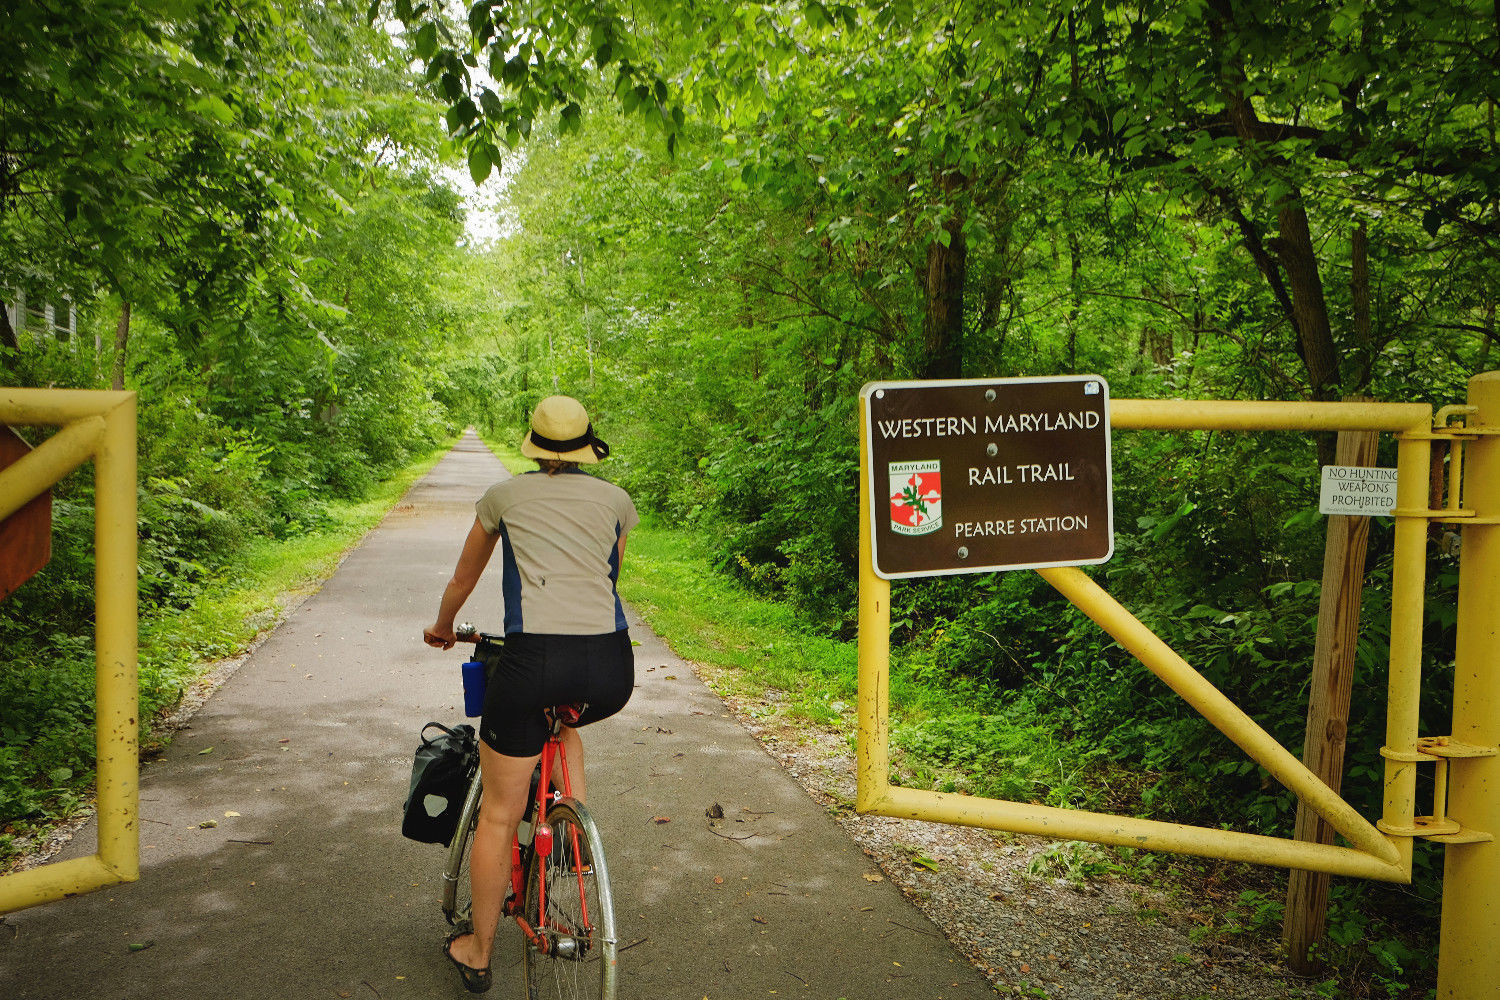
[693,662,1325,1000]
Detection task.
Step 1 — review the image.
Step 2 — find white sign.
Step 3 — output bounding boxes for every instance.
[1319,465,1398,516]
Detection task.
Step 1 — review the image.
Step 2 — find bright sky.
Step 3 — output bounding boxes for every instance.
[443,161,516,248]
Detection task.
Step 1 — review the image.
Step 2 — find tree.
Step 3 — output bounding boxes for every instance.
[1025,0,1499,400]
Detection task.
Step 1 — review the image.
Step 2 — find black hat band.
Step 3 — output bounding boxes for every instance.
[530,424,610,460]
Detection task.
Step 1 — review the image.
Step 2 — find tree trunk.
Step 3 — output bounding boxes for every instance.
[0,300,17,354]
[111,301,132,391]
[1270,201,1340,402]
[576,252,595,386]
[1220,90,1342,409]
[1266,199,1342,464]
[920,171,968,380]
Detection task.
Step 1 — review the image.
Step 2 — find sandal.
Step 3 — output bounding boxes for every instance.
[442,926,493,994]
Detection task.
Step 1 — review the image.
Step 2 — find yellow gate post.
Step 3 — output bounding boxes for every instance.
[1437,371,1500,999]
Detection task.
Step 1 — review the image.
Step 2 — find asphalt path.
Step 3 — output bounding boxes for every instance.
[0,431,997,999]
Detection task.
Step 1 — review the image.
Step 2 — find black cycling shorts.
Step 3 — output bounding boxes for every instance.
[479,630,634,757]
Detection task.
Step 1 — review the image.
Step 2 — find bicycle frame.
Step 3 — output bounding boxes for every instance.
[505,711,597,958]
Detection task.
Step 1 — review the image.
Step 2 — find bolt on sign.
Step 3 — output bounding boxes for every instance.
[862,376,1114,579]
[0,424,52,601]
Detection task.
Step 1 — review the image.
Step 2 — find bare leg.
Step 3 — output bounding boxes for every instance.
[448,742,539,971]
[558,725,586,803]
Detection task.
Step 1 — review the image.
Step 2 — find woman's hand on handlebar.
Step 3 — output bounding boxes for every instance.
[423,623,456,650]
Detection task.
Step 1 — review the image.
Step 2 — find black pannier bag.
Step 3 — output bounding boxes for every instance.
[401,722,478,844]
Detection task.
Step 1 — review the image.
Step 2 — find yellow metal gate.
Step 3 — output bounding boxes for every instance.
[0,389,139,913]
[857,374,1499,999]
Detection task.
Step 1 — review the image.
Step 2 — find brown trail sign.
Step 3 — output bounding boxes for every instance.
[862,376,1113,579]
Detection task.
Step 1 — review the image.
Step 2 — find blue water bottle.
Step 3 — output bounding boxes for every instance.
[461,659,487,717]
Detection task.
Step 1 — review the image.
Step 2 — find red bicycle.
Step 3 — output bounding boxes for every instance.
[442,627,618,1000]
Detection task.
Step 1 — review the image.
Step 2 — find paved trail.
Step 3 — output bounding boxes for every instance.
[0,432,997,999]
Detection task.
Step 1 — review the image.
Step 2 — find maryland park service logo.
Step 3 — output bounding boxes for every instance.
[889,460,942,536]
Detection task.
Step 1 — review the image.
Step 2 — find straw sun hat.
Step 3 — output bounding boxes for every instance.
[520,395,611,463]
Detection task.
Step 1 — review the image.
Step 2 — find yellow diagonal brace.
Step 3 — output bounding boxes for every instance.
[1036,565,1400,867]
[0,416,105,521]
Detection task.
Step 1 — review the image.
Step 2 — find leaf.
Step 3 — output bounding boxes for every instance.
[188,95,235,125]
[198,747,214,755]
[467,0,491,34]
[468,143,493,185]
[862,873,884,882]
[415,22,438,61]
[652,816,671,824]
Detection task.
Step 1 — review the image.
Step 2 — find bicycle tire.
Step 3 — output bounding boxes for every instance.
[442,770,484,926]
[521,799,617,1000]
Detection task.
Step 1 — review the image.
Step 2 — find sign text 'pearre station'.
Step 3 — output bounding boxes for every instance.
[862,376,1115,579]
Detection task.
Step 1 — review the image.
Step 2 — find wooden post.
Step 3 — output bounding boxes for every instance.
[1283,417,1380,973]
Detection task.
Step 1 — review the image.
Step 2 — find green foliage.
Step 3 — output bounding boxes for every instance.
[0,0,506,857]
[451,13,1487,990]
[4,4,1491,992]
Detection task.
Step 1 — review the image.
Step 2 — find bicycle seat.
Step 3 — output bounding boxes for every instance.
[551,703,587,727]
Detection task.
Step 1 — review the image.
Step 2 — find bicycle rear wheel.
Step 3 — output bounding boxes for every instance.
[442,772,484,926]
[521,799,617,1000]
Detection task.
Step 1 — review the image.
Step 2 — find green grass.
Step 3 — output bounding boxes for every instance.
[619,524,861,719]
[482,436,526,472]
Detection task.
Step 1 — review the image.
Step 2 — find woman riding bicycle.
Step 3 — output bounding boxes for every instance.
[423,395,638,993]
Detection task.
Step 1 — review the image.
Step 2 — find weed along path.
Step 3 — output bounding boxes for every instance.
[0,431,997,1000]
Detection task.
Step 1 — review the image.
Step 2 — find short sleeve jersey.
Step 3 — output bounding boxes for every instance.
[475,470,640,636]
